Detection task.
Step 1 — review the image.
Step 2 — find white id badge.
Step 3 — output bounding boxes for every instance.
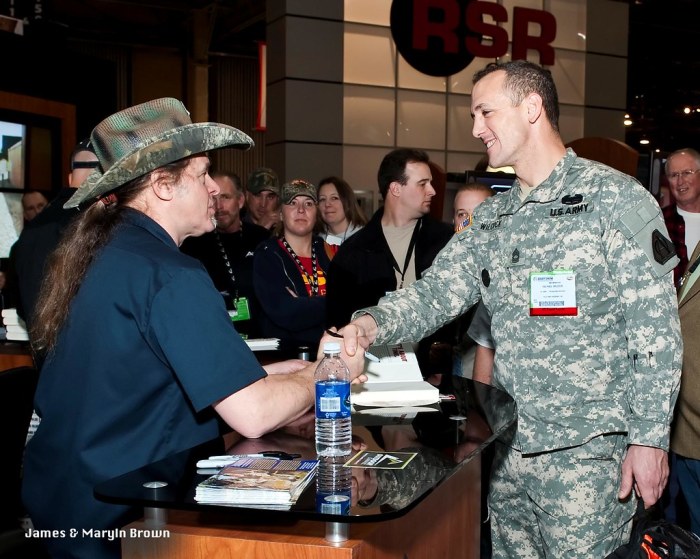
[529,270,577,316]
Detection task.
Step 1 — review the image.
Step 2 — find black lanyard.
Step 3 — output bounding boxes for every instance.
[281,237,319,296]
[389,220,421,290]
[215,230,239,300]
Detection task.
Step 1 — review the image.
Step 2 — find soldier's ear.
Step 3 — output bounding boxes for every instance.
[525,92,544,125]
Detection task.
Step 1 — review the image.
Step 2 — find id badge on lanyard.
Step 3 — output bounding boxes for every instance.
[529,270,578,316]
[229,297,251,321]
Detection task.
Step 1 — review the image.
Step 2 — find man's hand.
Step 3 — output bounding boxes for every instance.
[263,359,308,375]
[319,329,367,384]
[260,210,280,230]
[618,444,668,508]
[338,315,378,357]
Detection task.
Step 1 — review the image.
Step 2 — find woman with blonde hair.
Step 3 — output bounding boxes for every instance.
[316,176,367,253]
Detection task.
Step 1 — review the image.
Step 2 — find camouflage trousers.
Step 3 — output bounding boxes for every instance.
[489,433,636,558]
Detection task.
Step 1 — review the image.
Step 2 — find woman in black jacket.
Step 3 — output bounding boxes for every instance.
[253,179,331,347]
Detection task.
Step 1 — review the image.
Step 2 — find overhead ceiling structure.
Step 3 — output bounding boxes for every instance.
[5,0,700,155]
[626,0,700,153]
[32,0,266,56]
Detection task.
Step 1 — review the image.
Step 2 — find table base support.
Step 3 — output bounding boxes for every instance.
[144,507,168,527]
[324,521,348,543]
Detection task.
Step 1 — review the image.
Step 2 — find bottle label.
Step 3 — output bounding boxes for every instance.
[316,492,351,515]
[315,381,351,419]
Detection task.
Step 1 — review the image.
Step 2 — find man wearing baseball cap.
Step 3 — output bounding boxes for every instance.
[244,166,280,230]
[23,98,365,559]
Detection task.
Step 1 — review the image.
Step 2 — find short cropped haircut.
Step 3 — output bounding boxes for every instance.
[210,170,243,195]
[377,148,430,200]
[473,60,560,132]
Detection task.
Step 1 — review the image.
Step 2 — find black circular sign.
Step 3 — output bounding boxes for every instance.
[390,0,482,77]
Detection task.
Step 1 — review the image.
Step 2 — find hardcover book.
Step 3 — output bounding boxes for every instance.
[351,342,439,407]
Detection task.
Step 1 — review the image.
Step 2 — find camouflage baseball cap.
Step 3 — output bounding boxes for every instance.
[281,179,317,204]
[64,97,254,209]
[247,167,279,195]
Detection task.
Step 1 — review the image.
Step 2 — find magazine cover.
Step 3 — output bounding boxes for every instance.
[195,457,318,506]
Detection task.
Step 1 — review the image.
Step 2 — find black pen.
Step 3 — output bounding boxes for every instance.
[325,329,343,338]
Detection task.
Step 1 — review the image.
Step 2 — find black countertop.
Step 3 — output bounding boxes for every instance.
[95,376,516,524]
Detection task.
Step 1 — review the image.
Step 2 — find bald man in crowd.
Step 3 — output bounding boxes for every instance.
[10,139,100,328]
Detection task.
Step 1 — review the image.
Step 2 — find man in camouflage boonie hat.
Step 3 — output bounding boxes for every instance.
[340,60,682,558]
[65,97,253,209]
[23,98,368,559]
[245,167,280,230]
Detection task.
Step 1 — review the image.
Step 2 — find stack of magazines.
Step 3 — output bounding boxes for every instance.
[244,338,280,351]
[1,308,29,341]
[195,456,318,507]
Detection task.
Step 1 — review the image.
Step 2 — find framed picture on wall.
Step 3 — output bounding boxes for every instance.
[0,119,26,190]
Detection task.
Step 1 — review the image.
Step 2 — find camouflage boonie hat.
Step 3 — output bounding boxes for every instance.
[64,97,254,209]
[247,167,279,195]
[281,179,317,204]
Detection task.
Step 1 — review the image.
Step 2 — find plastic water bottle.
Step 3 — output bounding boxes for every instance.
[316,455,352,515]
[314,342,352,457]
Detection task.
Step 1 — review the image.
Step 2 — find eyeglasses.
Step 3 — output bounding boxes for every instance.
[667,169,700,181]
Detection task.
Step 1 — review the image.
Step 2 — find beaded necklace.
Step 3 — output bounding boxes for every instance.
[281,236,319,296]
[215,229,240,300]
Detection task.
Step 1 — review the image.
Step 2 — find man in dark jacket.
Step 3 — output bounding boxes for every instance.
[325,148,454,376]
[181,171,270,338]
[9,140,99,328]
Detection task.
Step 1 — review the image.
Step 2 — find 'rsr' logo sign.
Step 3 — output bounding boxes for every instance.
[390,0,557,77]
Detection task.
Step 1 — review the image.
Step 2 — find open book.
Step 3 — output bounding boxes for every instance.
[351,342,439,408]
[195,456,318,507]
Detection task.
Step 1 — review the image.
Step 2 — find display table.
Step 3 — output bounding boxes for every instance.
[95,377,516,559]
[0,340,33,371]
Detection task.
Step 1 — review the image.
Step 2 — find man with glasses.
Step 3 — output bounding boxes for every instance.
[663,148,700,286]
[9,139,99,328]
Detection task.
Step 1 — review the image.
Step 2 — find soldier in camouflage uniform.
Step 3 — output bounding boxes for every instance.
[340,61,682,558]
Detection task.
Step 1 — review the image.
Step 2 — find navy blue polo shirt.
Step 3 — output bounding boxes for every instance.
[23,209,266,559]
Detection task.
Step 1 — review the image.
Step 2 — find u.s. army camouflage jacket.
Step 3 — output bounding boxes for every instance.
[358,149,682,454]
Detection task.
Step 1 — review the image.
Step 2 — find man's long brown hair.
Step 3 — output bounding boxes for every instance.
[31,159,190,356]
